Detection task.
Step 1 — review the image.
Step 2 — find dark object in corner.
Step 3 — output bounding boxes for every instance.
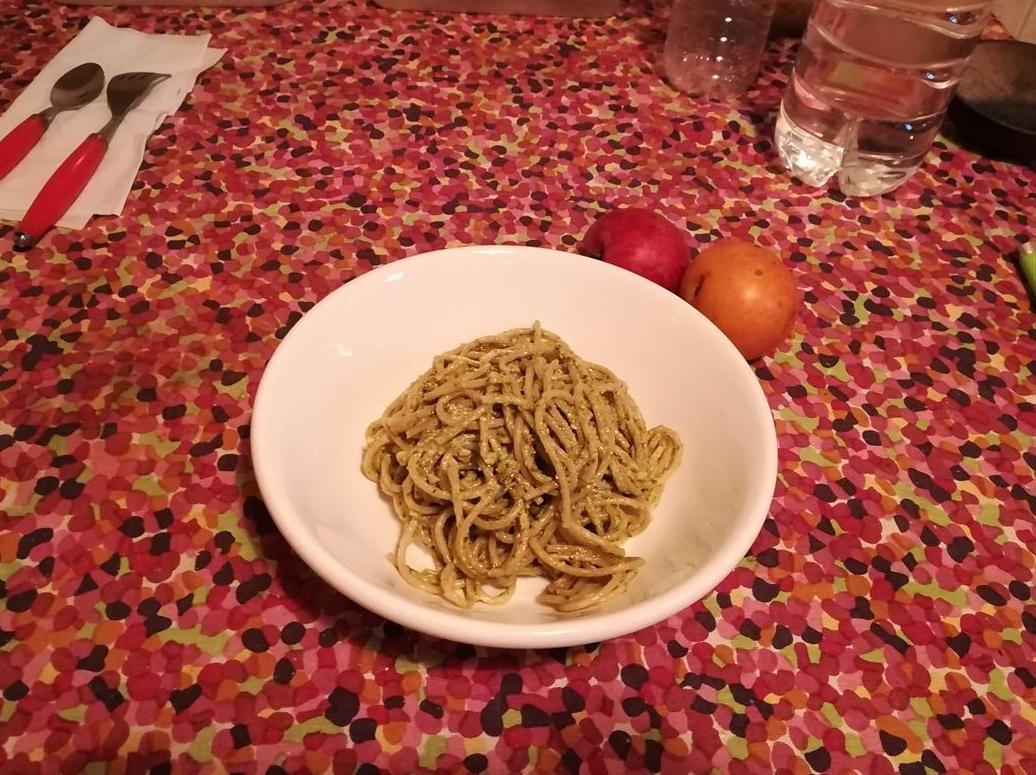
[948,40,1036,167]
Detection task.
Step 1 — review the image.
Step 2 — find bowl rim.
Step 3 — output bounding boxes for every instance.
[252,245,779,649]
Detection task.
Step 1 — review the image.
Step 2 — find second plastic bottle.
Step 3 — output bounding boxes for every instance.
[664,0,777,99]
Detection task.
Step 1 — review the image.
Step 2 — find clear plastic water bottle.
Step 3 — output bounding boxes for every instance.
[663,0,777,99]
[776,0,994,196]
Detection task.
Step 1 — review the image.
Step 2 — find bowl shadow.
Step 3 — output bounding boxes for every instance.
[236,445,593,670]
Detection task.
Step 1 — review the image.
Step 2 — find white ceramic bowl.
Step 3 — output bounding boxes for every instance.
[252,245,777,649]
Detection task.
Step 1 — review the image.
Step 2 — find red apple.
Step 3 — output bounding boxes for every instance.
[579,208,689,291]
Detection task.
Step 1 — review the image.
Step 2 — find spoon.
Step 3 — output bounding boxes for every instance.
[13,71,170,251]
[0,62,105,183]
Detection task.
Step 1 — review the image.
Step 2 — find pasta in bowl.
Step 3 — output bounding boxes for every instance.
[362,323,683,613]
[252,246,777,648]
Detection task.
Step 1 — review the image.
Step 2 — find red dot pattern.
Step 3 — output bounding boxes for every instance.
[0,2,1033,774]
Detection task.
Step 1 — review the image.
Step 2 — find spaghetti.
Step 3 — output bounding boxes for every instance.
[361,323,682,612]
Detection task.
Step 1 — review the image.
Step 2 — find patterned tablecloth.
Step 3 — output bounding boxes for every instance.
[1,1,1034,773]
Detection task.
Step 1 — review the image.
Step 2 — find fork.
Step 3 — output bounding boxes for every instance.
[13,71,171,251]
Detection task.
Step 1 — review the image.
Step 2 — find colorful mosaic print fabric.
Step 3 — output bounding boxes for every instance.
[1,2,1033,773]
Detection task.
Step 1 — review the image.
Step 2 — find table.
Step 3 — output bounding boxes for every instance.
[1,2,1033,773]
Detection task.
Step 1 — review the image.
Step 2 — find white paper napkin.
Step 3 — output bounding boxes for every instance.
[0,17,225,230]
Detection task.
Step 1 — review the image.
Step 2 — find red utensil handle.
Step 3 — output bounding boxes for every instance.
[13,134,107,251]
[0,113,46,182]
